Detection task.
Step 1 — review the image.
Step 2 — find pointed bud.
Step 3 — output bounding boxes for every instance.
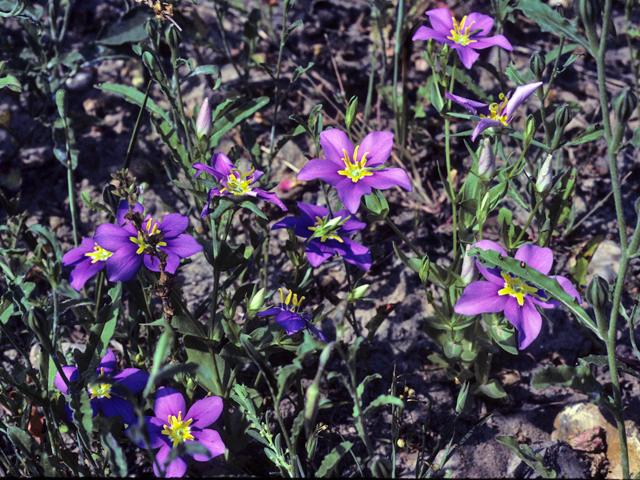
[529,52,545,79]
[478,138,495,180]
[348,284,370,303]
[613,88,637,125]
[523,114,536,148]
[536,154,554,194]
[577,0,600,28]
[166,25,181,50]
[248,287,266,312]
[586,275,609,310]
[196,98,212,139]
[460,245,478,284]
[554,104,572,131]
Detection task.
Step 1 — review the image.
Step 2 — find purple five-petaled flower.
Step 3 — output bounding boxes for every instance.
[126,387,225,478]
[193,152,287,218]
[445,82,542,141]
[272,202,372,271]
[93,201,203,283]
[258,288,327,342]
[297,130,412,215]
[454,240,581,350]
[54,350,149,425]
[412,8,513,69]
[62,237,114,291]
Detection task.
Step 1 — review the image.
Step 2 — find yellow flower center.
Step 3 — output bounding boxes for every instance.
[129,218,167,255]
[221,168,254,195]
[279,288,305,312]
[480,94,509,126]
[307,215,344,243]
[85,245,113,263]
[497,273,538,307]
[447,15,477,46]
[161,411,195,448]
[88,368,112,399]
[337,145,374,183]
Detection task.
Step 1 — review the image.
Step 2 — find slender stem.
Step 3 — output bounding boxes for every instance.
[170,39,194,165]
[268,4,291,168]
[93,271,104,321]
[384,216,421,257]
[445,62,458,260]
[124,80,152,171]
[66,160,79,247]
[392,0,406,148]
[514,197,544,245]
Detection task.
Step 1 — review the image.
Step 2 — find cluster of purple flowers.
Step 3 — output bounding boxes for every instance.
[63,200,202,290]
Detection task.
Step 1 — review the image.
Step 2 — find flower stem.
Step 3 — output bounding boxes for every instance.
[384,216,421,257]
[445,61,458,260]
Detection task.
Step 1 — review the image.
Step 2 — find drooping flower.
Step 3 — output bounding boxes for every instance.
[297,130,412,214]
[412,8,513,69]
[445,82,542,141]
[54,350,149,425]
[272,202,371,271]
[126,387,225,478]
[258,288,327,342]
[63,237,114,291]
[94,201,203,283]
[192,152,287,218]
[454,240,581,349]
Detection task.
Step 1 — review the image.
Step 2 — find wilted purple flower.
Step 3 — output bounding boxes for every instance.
[63,238,114,291]
[54,350,149,425]
[193,152,287,218]
[445,82,542,141]
[412,8,513,69]
[94,201,202,283]
[272,202,371,271]
[126,387,225,478]
[454,240,581,349]
[297,130,412,214]
[258,288,327,342]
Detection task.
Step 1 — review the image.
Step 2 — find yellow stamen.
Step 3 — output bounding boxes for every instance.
[129,218,167,254]
[279,288,306,312]
[85,245,113,263]
[497,273,538,307]
[161,411,195,448]
[307,215,345,243]
[88,368,112,399]
[220,168,255,195]
[447,15,477,46]
[337,145,374,183]
[479,93,509,126]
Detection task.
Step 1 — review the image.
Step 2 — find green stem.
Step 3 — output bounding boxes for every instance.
[445,62,458,260]
[384,216,421,257]
[170,39,194,164]
[392,0,406,149]
[93,271,104,321]
[66,160,79,247]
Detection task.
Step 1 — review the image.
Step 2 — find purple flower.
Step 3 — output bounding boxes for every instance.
[297,130,412,214]
[272,202,371,271]
[258,288,327,342]
[54,350,149,425]
[126,387,225,477]
[445,82,542,141]
[412,8,513,69]
[193,152,287,218]
[454,240,581,350]
[62,237,114,291]
[93,201,203,283]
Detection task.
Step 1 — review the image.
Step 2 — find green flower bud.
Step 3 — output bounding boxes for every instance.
[523,114,536,148]
[577,0,601,28]
[347,284,370,303]
[529,51,545,79]
[248,287,266,312]
[555,104,572,131]
[536,154,554,194]
[166,25,181,50]
[345,96,358,131]
[586,275,609,311]
[613,88,637,125]
[478,138,495,180]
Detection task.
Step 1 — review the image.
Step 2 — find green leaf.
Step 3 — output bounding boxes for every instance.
[571,236,603,286]
[95,7,148,46]
[81,283,121,376]
[315,441,353,477]
[356,374,381,399]
[531,363,605,404]
[473,378,506,399]
[564,125,604,147]
[7,426,37,458]
[580,355,640,380]
[209,96,269,149]
[181,65,221,86]
[101,432,128,476]
[184,336,228,397]
[143,325,174,397]
[514,0,591,54]
[0,73,21,92]
[362,394,404,418]
[276,364,300,403]
[496,436,557,478]
[96,83,170,122]
[240,334,278,400]
[505,61,527,87]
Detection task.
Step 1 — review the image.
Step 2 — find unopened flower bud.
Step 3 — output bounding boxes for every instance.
[523,114,536,148]
[536,154,554,194]
[248,287,266,312]
[196,98,212,139]
[586,275,609,310]
[477,138,495,180]
[166,25,181,50]
[554,104,572,131]
[460,245,478,284]
[348,284,370,303]
[397,439,405,448]
[577,0,601,28]
[529,52,545,79]
[613,88,637,125]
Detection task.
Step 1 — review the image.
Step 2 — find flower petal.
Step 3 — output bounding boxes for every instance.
[305,240,335,267]
[515,244,553,275]
[192,162,217,179]
[105,245,143,283]
[297,158,344,185]
[551,275,582,303]
[472,34,513,51]
[144,250,181,274]
[191,429,226,461]
[154,387,185,421]
[54,366,79,395]
[125,417,167,449]
[412,25,449,43]
[471,118,503,141]
[156,444,187,478]
[336,178,371,214]
[453,44,480,69]
[465,12,494,36]
[505,82,542,121]
[275,311,307,335]
[297,202,330,221]
[158,213,189,239]
[362,168,412,191]
[113,368,149,394]
[94,224,137,251]
[504,298,541,349]
[425,8,454,34]
[99,350,117,375]
[211,152,236,180]
[69,258,104,291]
[62,238,94,266]
[338,212,367,235]
[445,93,490,116]
[100,396,136,425]
[332,237,371,271]
[319,129,354,165]
[454,281,508,315]
[358,131,394,167]
[472,240,508,285]
[163,234,203,259]
[116,200,144,228]
[185,396,223,429]
[255,189,288,211]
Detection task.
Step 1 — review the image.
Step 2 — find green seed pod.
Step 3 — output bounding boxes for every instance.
[529,51,545,79]
[613,88,637,125]
[586,275,609,311]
